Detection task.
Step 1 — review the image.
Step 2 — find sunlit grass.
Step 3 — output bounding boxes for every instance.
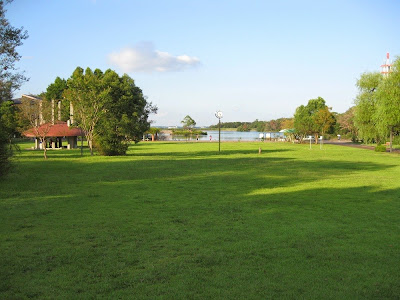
[1,141,400,298]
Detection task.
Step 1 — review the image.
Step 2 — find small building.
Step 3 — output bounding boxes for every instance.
[23,121,83,150]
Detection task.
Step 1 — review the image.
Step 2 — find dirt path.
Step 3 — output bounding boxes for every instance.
[325,140,400,153]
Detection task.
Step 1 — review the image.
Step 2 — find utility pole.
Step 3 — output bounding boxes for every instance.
[215,110,223,153]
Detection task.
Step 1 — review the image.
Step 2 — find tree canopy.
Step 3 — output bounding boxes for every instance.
[64,67,156,156]
[181,115,196,130]
[352,58,400,151]
[0,0,28,101]
[0,0,28,175]
[293,97,334,143]
[353,72,383,143]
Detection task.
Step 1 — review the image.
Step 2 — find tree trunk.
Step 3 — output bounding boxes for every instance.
[42,138,47,159]
[390,128,393,153]
[89,140,93,156]
[314,133,319,144]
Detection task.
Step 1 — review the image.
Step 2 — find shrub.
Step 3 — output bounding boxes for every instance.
[375,144,387,152]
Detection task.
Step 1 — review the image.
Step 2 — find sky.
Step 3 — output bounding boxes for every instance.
[6,0,400,127]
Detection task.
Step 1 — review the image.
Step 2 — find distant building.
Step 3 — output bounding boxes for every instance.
[15,94,82,150]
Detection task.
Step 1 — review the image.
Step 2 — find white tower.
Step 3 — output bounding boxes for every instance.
[380,52,393,77]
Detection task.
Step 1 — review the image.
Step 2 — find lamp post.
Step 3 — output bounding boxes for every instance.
[215,110,223,152]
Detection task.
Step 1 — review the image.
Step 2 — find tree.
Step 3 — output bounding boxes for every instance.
[375,57,400,152]
[294,97,328,143]
[65,67,156,156]
[281,118,294,130]
[337,107,357,141]
[0,100,17,175]
[18,95,53,159]
[46,77,69,121]
[353,72,383,143]
[181,115,196,131]
[147,127,161,141]
[0,0,28,101]
[0,0,28,175]
[94,70,157,155]
[237,123,250,132]
[313,106,335,137]
[64,67,110,156]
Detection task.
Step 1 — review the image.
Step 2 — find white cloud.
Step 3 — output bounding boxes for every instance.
[108,42,201,73]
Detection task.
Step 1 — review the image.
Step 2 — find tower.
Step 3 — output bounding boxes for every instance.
[380,52,393,76]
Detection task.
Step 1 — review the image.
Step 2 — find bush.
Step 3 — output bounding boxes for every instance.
[375,144,387,152]
[94,134,129,156]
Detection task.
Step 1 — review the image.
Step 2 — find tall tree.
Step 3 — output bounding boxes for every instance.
[95,70,156,155]
[64,67,110,156]
[375,57,400,152]
[65,67,156,156]
[313,106,335,137]
[353,72,383,143]
[337,107,357,141]
[18,96,53,159]
[181,115,196,131]
[294,97,328,143]
[0,0,28,175]
[0,0,28,101]
[0,100,17,174]
[46,77,69,121]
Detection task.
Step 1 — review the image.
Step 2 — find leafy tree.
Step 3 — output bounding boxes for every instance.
[64,67,110,155]
[337,107,357,140]
[375,57,400,152]
[0,0,28,100]
[0,0,28,175]
[281,118,294,130]
[294,97,328,143]
[65,67,156,156]
[18,96,53,159]
[313,106,336,137]
[46,77,69,121]
[147,127,161,141]
[95,70,157,155]
[237,123,250,132]
[0,100,17,175]
[181,115,196,130]
[353,72,383,143]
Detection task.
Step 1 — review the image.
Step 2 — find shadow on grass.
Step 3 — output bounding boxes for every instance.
[128,148,293,157]
[1,173,400,298]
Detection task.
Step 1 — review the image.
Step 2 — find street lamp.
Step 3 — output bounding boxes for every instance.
[215,110,223,152]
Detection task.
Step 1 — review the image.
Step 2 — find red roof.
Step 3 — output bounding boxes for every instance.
[23,122,83,137]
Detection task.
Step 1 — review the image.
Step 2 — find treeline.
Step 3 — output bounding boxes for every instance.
[209,118,294,132]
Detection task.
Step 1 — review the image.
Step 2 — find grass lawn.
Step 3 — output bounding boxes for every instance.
[1,141,400,299]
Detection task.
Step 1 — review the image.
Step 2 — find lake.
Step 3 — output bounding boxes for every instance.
[167,130,285,142]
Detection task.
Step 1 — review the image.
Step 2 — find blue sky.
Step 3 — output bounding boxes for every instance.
[7,0,400,126]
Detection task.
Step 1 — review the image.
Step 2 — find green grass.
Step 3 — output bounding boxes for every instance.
[1,141,400,299]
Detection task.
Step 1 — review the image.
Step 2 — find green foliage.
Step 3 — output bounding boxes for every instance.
[353,72,383,143]
[0,103,12,176]
[375,59,400,138]
[375,144,387,152]
[353,59,400,150]
[0,0,28,175]
[209,118,291,132]
[45,77,70,121]
[336,107,357,138]
[0,0,29,101]
[181,115,196,130]
[65,67,156,156]
[294,97,334,142]
[237,123,250,132]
